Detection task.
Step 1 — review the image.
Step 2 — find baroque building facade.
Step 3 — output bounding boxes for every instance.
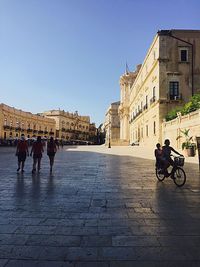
[120,29,200,148]
[104,101,120,146]
[89,123,97,143]
[118,65,141,145]
[42,110,91,141]
[0,103,56,140]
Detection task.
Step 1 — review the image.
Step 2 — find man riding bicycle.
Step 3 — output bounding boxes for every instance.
[162,139,183,176]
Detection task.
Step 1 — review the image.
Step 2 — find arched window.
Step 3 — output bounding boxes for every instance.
[153,121,156,135]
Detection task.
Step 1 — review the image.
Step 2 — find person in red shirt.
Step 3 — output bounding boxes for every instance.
[30,136,44,173]
[15,135,29,173]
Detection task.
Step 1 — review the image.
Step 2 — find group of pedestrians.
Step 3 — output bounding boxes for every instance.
[15,135,58,173]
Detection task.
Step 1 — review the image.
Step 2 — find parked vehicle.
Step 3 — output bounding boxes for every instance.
[130,141,139,146]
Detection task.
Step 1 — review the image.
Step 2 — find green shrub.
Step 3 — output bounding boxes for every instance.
[165,93,200,121]
[181,101,196,115]
[165,107,182,121]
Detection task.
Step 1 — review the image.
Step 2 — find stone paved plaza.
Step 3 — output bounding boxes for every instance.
[0,146,200,267]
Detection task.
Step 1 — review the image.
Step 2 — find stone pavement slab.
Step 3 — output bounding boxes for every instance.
[0,146,200,266]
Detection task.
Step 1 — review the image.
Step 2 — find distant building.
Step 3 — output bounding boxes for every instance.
[104,101,120,146]
[119,29,200,148]
[118,65,141,145]
[89,123,97,143]
[42,110,90,141]
[0,103,56,140]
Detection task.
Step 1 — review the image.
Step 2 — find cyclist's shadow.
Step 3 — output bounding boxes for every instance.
[155,178,200,236]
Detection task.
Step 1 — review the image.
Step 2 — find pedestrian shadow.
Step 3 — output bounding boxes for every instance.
[46,174,55,196]
[31,173,41,199]
[15,173,25,199]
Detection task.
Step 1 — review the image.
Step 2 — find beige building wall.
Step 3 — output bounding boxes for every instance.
[129,34,160,148]
[105,101,120,146]
[89,123,97,142]
[42,110,90,141]
[162,109,200,160]
[119,68,140,144]
[0,103,56,140]
[125,29,200,149]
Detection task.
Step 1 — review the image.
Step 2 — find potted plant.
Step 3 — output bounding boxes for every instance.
[176,129,197,157]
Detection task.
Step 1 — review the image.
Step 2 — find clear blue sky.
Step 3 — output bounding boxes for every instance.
[0,0,200,126]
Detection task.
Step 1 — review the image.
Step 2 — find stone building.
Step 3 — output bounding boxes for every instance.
[118,65,141,145]
[42,110,90,141]
[89,123,97,143]
[0,103,56,140]
[104,101,120,146]
[120,29,200,148]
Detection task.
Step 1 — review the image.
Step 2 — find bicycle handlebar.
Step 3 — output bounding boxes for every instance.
[170,154,184,158]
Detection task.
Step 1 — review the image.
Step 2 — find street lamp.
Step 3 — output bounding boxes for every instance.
[164,30,194,96]
[108,113,111,148]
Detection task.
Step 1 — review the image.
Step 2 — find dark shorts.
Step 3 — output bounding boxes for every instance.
[18,152,26,162]
[33,153,42,159]
[47,152,56,158]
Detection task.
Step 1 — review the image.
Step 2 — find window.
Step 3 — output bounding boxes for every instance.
[146,125,148,137]
[153,87,155,98]
[145,95,148,109]
[153,121,156,135]
[169,82,179,100]
[153,50,156,60]
[180,49,188,62]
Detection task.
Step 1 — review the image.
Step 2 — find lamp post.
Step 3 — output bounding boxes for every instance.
[108,113,111,148]
[165,30,194,96]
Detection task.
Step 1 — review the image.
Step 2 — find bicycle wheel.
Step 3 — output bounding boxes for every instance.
[156,168,165,181]
[173,167,186,187]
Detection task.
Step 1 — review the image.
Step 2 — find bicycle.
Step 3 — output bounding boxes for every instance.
[155,155,186,187]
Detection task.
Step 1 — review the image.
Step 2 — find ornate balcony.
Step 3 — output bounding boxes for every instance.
[169,93,182,101]
[150,96,156,105]
[143,104,148,110]
[15,127,21,132]
[3,125,10,130]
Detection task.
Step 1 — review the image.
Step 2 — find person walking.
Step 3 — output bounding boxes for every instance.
[30,136,44,173]
[47,137,57,173]
[15,135,29,173]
